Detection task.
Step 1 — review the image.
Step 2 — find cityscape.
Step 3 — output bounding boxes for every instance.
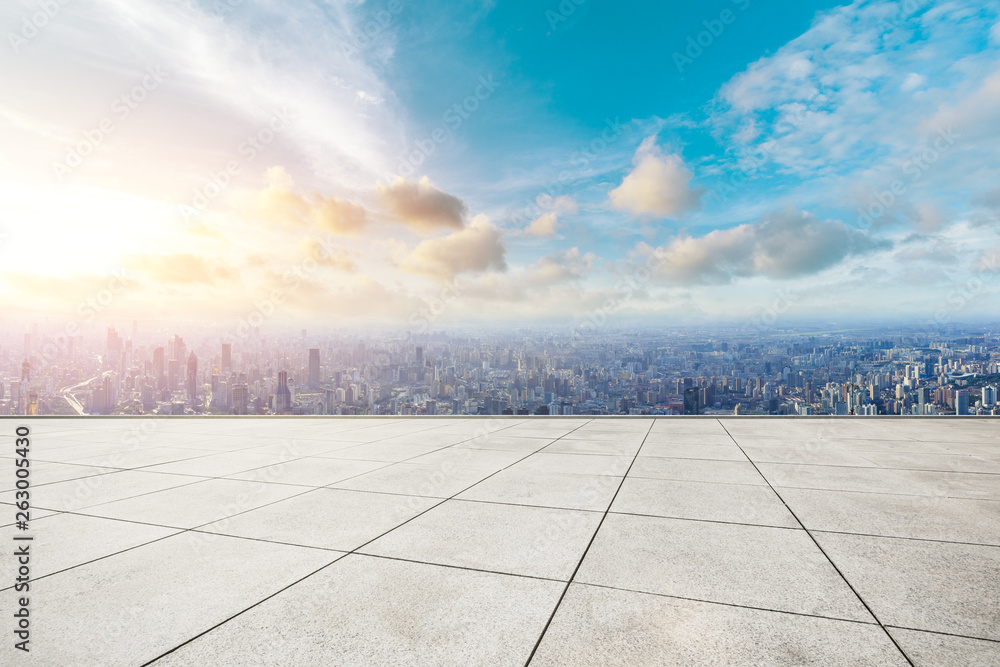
[4,321,999,417]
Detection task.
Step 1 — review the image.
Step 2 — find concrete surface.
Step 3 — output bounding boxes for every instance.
[1,416,998,665]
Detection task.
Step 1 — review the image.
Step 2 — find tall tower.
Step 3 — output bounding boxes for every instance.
[308,349,320,389]
[21,360,30,383]
[221,343,232,371]
[153,347,165,389]
[275,370,291,413]
[187,352,198,406]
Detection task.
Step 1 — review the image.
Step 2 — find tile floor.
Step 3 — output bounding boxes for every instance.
[1,416,997,665]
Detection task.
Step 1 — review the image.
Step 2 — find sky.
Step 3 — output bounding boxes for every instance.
[1,0,1000,332]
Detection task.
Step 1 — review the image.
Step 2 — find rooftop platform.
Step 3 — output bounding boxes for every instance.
[2,416,999,666]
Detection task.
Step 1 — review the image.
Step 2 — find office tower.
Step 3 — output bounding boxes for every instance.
[416,346,424,366]
[308,348,320,388]
[152,347,165,389]
[222,343,232,371]
[21,360,30,382]
[27,392,38,416]
[187,352,198,405]
[233,383,248,415]
[425,399,437,415]
[24,333,30,358]
[956,390,969,416]
[275,370,291,413]
[982,385,997,408]
[683,387,700,415]
[168,359,180,391]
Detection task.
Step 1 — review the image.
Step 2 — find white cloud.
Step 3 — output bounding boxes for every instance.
[609,137,703,218]
[399,215,506,280]
[523,194,577,237]
[377,176,468,233]
[639,209,889,284]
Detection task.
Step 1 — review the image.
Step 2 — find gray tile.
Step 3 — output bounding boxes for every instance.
[196,487,438,551]
[0,470,205,512]
[331,462,493,498]
[453,435,555,452]
[815,532,1000,640]
[3,533,337,667]
[577,513,873,622]
[544,438,643,456]
[0,513,178,582]
[361,499,601,580]
[629,457,767,485]
[612,477,797,528]
[318,441,445,462]
[530,583,909,667]
[142,451,304,477]
[82,478,306,529]
[511,452,633,476]
[148,554,564,667]
[888,627,1000,667]
[226,457,387,486]
[780,486,1000,545]
[457,468,621,511]
[762,463,1000,500]
[638,441,749,461]
[0,460,118,491]
[404,447,527,471]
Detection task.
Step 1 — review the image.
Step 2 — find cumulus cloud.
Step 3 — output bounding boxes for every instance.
[247,166,367,236]
[524,195,577,237]
[399,215,506,280]
[609,137,703,218]
[377,176,468,233]
[638,209,889,284]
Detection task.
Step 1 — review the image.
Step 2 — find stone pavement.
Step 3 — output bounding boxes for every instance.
[1,417,998,665]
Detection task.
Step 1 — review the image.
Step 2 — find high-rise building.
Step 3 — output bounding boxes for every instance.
[187,352,198,405]
[168,358,181,391]
[308,348,320,389]
[683,387,700,415]
[956,390,970,416]
[982,386,997,408]
[153,347,165,389]
[222,343,232,371]
[416,346,424,367]
[21,360,30,383]
[233,383,248,415]
[275,370,291,413]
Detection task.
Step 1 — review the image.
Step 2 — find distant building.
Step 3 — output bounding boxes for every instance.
[186,352,198,406]
[308,348,320,388]
[221,343,232,371]
[274,371,292,413]
[683,387,700,415]
[956,390,970,416]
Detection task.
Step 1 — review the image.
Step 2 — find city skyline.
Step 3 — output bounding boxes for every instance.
[4,319,999,417]
[1,0,999,327]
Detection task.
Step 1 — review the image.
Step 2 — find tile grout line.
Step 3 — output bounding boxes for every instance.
[522,418,655,667]
[717,418,917,667]
[139,417,586,666]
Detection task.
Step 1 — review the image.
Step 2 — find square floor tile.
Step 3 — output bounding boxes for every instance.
[197,487,438,551]
[530,583,908,667]
[457,469,621,511]
[576,513,872,622]
[0,533,337,667]
[361,499,601,579]
[815,532,1000,641]
[612,477,797,528]
[148,554,564,667]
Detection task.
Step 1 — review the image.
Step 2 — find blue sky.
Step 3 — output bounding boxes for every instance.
[2,0,1000,328]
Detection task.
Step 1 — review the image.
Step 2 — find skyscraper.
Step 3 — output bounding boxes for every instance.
[233,383,248,415]
[308,348,320,389]
[956,390,970,416]
[275,370,291,413]
[187,352,198,405]
[153,347,165,389]
[222,343,232,371]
